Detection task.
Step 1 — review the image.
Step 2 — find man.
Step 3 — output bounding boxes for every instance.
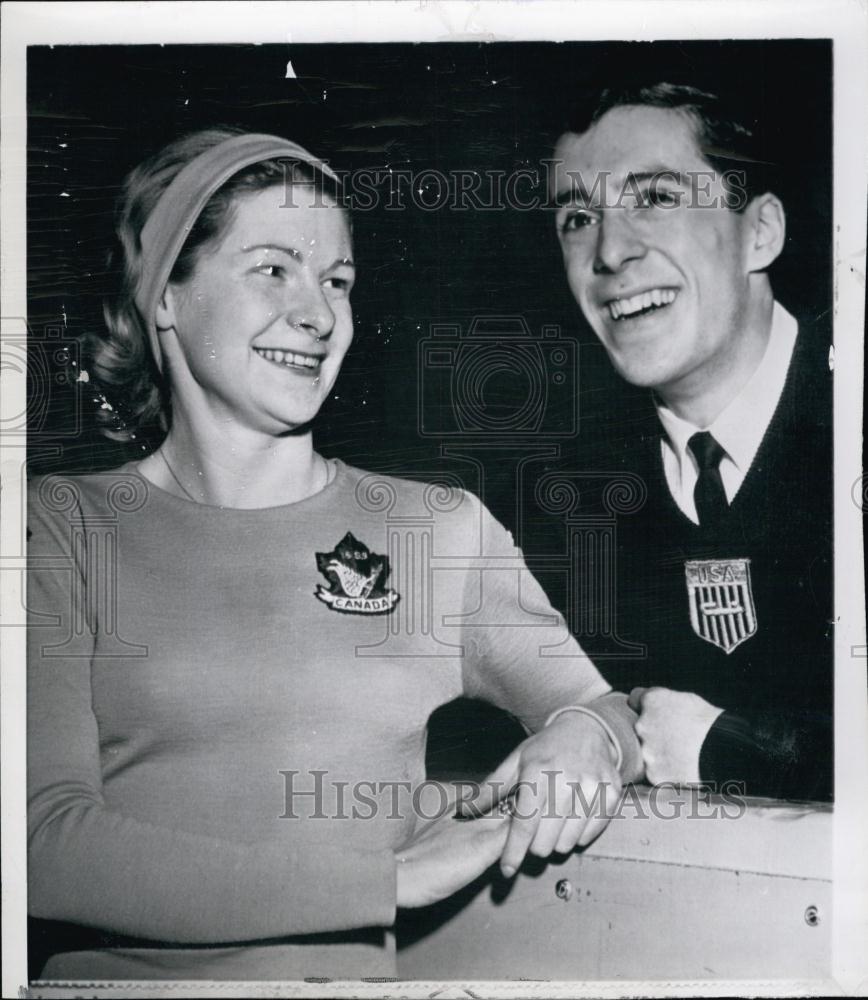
[549,82,833,800]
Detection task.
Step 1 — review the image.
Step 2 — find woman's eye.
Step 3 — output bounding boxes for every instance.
[324,276,353,294]
[255,264,285,278]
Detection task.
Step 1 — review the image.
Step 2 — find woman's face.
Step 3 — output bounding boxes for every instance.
[160,183,355,435]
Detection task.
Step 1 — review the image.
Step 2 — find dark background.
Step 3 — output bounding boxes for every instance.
[27,39,832,479]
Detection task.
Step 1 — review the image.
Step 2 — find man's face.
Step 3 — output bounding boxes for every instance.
[553,105,756,400]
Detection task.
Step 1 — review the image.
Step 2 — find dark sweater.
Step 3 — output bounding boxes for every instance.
[587,325,833,801]
[507,321,834,802]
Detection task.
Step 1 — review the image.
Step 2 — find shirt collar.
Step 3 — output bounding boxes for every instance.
[656,301,798,472]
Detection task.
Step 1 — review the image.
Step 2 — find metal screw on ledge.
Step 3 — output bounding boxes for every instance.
[804,905,820,926]
[555,879,574,901]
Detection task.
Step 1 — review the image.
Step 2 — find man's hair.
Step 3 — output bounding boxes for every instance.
[567,81,780,211]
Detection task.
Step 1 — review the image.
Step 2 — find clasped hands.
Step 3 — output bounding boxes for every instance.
[627,686,725,785]
[397,690,725,907]
[396,711,622,908]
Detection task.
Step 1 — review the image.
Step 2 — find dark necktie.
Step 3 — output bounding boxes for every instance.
[688,431,729,526]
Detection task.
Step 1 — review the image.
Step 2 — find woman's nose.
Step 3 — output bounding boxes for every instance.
[285,279,335,341]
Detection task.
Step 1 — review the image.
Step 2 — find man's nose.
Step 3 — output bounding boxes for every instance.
[592,211,646,274]
[285,276,335,341]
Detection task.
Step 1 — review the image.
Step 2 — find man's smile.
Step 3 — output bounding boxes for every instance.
[605,287,678,322]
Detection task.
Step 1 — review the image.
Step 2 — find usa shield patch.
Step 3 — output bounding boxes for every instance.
[684,558,757,654]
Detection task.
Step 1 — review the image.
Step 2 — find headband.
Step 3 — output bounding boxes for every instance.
[133,133,339,373]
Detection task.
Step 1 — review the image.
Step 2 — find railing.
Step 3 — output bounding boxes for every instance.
[397,785,832,982]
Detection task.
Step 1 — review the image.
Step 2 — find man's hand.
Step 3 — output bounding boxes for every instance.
[395,807,511,909]
[628,687,725,785]
[458,712,622,877]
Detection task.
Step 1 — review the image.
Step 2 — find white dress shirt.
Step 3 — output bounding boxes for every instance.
[656,302,799,524]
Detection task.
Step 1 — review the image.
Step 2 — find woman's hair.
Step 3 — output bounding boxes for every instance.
[92,127,344,440]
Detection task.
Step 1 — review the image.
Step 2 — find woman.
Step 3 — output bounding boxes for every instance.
[27,128,642,981]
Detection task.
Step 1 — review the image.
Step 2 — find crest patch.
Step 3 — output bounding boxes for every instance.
[684,558,757,654]
[315,532,400,615]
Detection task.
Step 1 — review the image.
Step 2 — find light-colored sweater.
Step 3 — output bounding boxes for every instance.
[27,460,639,980]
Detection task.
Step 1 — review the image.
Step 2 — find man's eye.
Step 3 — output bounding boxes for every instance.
[640,187,680,209]
[560,210,597,233]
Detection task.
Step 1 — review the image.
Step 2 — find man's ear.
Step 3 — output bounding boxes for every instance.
[154,285,177,332]
[744,193,786,272]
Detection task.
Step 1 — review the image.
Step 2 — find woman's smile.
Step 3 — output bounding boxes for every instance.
[252,346,325,376]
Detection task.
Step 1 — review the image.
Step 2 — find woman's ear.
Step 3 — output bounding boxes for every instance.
[744,193,786,273]
[154,286,177,332]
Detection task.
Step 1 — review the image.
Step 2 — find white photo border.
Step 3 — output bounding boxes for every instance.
[2,2,866,997]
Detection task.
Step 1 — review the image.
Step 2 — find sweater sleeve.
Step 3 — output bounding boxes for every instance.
[26,485,397,944]
[699,707,833,802]
[455,494,642,783]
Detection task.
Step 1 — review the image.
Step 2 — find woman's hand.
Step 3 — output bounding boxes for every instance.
[459,713,623,876]
[395,807,511,908]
